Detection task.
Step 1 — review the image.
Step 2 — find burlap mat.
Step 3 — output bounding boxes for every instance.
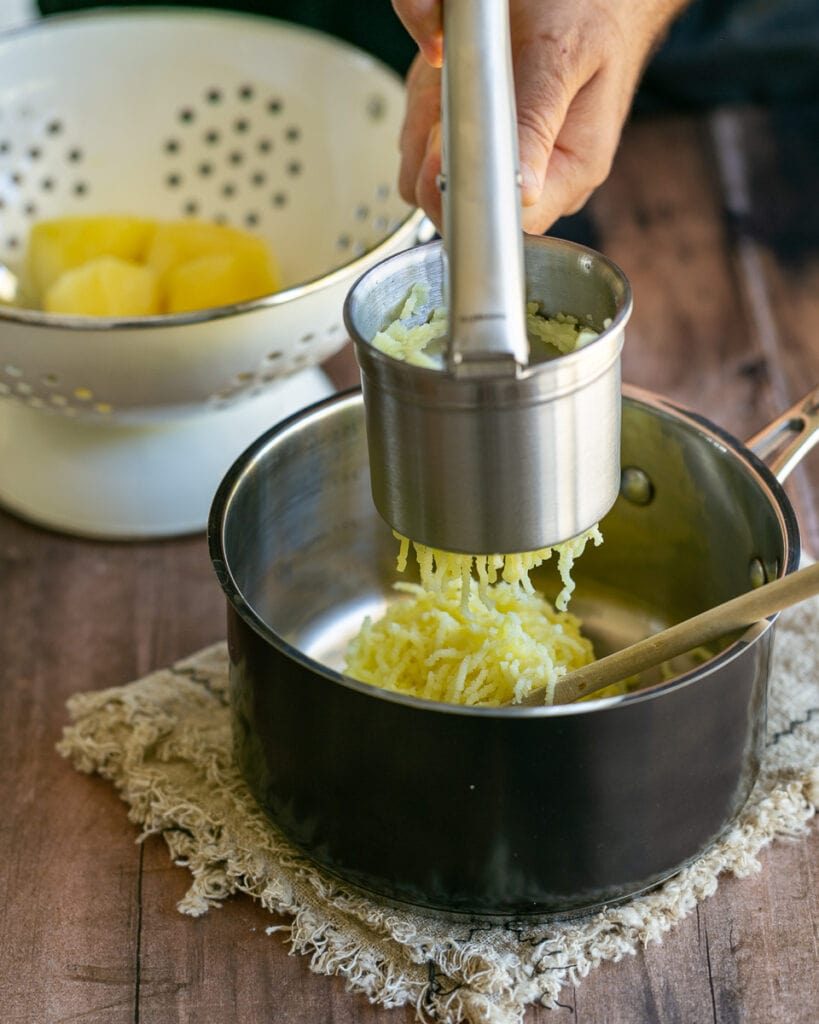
[58,600,819,1024]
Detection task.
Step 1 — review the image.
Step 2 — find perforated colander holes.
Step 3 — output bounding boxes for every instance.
[211,341,330,402]
[0,113,89,257]
[209,382,268,408]
[0,366,110,414]
[63,387,112,415]
[0,382,55,413]
[335,231,367,257]
[335,180,400,255]
[166,86,301,225]
[366,95,387,122]
[372,181,401,234]
[207,369,255,405]
[210,386,235,407]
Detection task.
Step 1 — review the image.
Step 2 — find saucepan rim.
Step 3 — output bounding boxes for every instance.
[208,385,799,718]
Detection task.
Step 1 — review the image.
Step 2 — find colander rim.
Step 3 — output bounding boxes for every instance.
[0,208,425,331]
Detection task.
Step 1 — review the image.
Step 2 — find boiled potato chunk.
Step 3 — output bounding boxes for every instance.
[146,221,280,299]
[26,215,279,315]
[164,250,279,313]
[44,257,161,317]
[27,216,156,302]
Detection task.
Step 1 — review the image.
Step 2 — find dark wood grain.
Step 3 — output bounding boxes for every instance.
[1,107,817,1024]
[592,112,778,441]
[593,106,819,554]
[138,835,420,1024]
[0,519,224,1024]
[709,103,819,554]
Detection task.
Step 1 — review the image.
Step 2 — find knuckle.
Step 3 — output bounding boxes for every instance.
[398,173,417,206]
[405,52,426,89]
[585,149,614,189]
[565,189,593,216]
[517,108,559,161]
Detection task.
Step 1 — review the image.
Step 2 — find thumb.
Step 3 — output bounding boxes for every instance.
[514,44,590,208]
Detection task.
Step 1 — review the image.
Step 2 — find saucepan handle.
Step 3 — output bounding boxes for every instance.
[746,387,819,483]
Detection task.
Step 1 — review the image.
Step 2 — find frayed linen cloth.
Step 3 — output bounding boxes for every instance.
[58,601,818,1024]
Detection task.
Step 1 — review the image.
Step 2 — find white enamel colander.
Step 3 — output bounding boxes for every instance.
[0,8,426,537]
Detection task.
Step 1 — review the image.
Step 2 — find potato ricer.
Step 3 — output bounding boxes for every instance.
[345,0,632,555]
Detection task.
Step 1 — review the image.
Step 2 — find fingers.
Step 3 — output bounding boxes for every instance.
[523,183,596,234]
[391,0,443,67]
[398,21,630,236]
[415,121,443,229]
[512,29,600,209]
[399,57,442,217]
[520,70,625,234]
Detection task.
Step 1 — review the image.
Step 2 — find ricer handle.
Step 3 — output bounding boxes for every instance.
[443,0,530,376]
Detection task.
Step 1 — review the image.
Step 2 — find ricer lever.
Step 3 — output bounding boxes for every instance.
[443,0,529,376]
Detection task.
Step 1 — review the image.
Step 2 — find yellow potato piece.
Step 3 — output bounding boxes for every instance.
[26,216,156,302]
[146,220,279,291]
[164,250,279,313]
[44,257,161,317]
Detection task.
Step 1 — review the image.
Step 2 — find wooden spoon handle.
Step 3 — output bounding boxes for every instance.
[525,562,819,707]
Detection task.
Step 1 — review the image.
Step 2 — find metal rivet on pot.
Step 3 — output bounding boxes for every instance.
[620,467,654,506]
[748,557,767,589]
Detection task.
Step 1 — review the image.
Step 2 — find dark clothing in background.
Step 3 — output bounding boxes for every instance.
[37,1,819,106]
[640,0,819,108]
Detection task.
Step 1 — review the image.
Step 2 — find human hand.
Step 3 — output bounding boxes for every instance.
[392,0,689,232]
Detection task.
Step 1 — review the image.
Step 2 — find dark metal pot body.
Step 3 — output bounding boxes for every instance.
[210,387,817,919]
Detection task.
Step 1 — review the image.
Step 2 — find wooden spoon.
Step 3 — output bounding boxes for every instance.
[517,561,819,707]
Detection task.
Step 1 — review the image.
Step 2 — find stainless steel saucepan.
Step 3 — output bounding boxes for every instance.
[209,386,818,919]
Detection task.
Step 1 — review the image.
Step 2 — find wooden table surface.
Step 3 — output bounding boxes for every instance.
[2,104,817,1024]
